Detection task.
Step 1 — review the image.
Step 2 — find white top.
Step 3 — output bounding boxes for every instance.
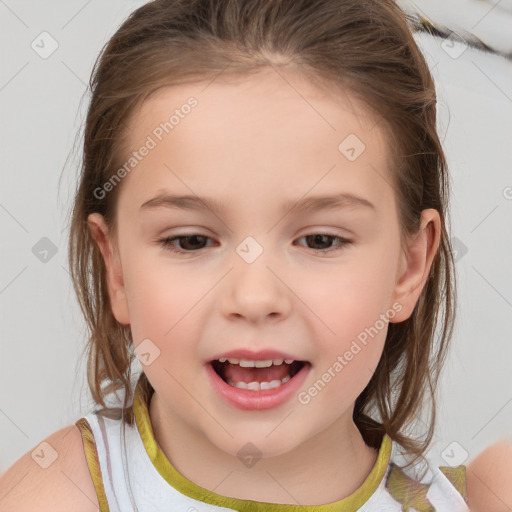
[75,375,470,512]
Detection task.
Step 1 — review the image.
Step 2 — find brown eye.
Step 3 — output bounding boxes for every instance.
[297,234,352,253]
[159,234,211,253]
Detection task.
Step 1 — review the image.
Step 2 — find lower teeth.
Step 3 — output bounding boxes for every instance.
[227,375,290,391]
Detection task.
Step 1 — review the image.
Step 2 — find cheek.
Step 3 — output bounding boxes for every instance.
[299,248,396,393]
[311,295,388,410]
[123,256,209,391]
[301,254,397,333]
[122,250,203,344]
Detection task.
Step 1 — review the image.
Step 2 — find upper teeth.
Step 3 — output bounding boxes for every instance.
[218,358,294,367]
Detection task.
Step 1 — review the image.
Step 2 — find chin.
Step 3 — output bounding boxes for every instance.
[205,424,308,462]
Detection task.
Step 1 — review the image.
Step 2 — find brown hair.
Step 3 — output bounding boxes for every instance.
[68,0,456,472]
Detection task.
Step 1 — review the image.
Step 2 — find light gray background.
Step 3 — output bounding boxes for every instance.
[1,0,511,473]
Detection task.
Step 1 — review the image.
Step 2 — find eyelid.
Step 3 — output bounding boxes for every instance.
[157,230,353,256]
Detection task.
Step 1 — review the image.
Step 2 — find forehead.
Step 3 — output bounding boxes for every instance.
[117,68,394,218]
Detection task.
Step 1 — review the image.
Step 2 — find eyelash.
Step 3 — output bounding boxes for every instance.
[157,233,352,255]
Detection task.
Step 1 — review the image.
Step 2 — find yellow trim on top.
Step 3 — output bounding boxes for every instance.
[133,374,392,511]
[438,465,468,503]
[75,417,110,512]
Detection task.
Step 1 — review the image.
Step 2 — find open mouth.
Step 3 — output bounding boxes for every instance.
[210,358,308,391]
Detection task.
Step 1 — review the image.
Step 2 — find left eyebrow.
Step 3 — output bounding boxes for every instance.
[139,192,376,215]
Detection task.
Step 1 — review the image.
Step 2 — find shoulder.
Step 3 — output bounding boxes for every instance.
[0,423,99,512]
[465,438,512,512]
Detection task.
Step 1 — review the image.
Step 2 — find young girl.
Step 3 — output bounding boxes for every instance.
[1,0,507,510]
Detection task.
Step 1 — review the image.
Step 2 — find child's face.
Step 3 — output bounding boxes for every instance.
[89,68,437,458]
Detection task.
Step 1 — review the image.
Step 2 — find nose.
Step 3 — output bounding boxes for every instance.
[220,245,292,324]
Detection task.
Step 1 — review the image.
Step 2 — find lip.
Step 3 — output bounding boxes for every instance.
[208,349,302,362]
[205,359,311,411]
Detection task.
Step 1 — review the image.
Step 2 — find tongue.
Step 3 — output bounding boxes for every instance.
[223,363,291,384]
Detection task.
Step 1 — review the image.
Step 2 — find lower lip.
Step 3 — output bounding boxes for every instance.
[206,363,311,411]
[205,362,311,411]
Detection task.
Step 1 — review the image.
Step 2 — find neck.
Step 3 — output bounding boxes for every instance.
[149,392,379,505]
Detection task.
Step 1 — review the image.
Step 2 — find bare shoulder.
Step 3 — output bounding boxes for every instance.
[0,423,99,512]
[466,438,512,512]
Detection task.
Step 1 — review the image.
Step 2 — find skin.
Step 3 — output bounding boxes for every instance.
[466,437,512,511]
[88,67,440,505]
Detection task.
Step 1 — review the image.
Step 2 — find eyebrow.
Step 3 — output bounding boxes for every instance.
[139,192,375,215]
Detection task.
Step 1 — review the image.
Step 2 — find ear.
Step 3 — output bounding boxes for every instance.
[389,208,441,323]
[87,213,130,325]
